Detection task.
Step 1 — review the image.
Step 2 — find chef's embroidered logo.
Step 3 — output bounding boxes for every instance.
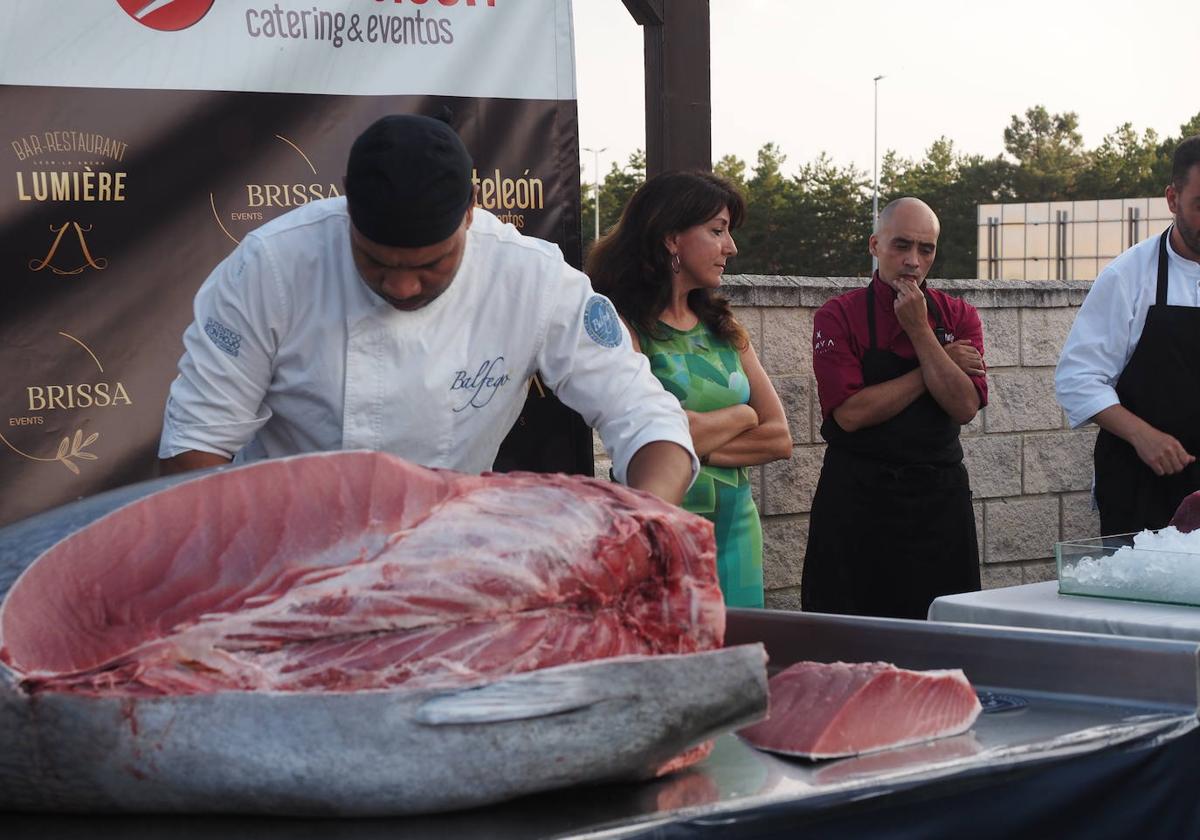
[204,318,242,357]
[451,357,510,411]
[813,329,835,354]
[584,295,621,349]
[116,0,215,31]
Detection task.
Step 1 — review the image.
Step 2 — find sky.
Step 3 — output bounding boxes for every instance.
[572,0,1197,183]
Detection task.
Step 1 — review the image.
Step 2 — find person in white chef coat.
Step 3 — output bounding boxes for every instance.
[1055,135,1200,535]
[158,114,697,503]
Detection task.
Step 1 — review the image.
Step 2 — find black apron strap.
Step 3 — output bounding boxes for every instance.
[926,291,948,344]
[866,279,877,350]
[1157,229,1171,306]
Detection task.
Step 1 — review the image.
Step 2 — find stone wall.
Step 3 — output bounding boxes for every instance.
[595,276,1100,610]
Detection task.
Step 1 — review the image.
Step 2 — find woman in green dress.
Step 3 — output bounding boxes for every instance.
[587,172,792,608]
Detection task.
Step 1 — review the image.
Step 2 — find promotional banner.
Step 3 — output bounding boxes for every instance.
[0,0,585,526]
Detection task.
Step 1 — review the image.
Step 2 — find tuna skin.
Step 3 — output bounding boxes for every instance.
[0,451,767,816]
[738,660,982,759]
[0,642,768,815]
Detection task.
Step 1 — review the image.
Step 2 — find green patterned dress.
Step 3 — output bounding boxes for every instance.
[635,320,764,608]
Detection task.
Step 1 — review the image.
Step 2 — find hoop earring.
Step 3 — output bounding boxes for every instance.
[670,252,681,274]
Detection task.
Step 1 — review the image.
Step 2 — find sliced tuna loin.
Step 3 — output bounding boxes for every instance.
[1170,491,1200,534]
[0,450,724,696]
[738,660,982,759]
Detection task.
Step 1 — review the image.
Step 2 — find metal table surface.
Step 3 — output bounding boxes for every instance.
[929,580,1200,641]
[5,609,1199,839]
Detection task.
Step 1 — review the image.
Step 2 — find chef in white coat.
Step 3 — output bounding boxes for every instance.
[158,114,697,503]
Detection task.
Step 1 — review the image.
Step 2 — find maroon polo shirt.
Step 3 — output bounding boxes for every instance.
[812,273,988,420]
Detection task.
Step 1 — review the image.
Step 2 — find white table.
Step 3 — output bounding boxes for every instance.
[929,581,1200,642]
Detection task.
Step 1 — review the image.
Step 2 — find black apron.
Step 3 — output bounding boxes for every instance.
[802,281,981,620]
[1093,229,1200,535]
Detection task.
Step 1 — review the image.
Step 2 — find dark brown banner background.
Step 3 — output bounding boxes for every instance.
[1,89,584,526]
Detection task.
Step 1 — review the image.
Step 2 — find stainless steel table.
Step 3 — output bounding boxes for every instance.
[929,580,1200,641]
[7,609,1199,838]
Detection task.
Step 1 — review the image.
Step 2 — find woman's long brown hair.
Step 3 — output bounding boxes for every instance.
[586,171,749,349]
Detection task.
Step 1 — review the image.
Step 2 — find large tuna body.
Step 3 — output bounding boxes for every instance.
[0,451,767,815]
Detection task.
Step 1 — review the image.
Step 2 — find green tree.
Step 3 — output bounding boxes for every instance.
[1152,112,1200,187]
[735,143,798,275]
[791,153,872,276]
[577,106,1199,281]
[1003,105,1088,200]
[580,150,646,255]
[714,153,748,193]
[1076,123,1163,198]
[1178,112,1200,141]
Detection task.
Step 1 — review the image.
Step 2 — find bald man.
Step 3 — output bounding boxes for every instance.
[801,198,987,620]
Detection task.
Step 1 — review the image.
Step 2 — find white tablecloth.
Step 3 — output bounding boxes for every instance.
[928,581,1200,641]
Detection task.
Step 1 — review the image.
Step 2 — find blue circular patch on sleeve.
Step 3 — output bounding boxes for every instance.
[584,294,623,348]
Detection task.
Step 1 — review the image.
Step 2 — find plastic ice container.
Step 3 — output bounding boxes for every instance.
[1056,532,1200,607]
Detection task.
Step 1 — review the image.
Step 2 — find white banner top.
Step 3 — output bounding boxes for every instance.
[0,0,577,100]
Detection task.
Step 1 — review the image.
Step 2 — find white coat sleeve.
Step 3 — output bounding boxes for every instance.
[158,235,287,458]
[1054,263,1142,429]
[535,266,699,486]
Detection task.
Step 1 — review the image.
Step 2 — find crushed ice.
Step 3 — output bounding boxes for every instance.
[1059,526,1200,603]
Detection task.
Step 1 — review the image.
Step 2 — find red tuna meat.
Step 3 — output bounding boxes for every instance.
[1170,491,1200,534]
[0,450,724,696]
[738,661,982,759]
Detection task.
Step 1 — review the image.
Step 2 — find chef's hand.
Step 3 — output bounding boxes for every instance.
[1132,427,1196,476]
[944,340,985,377]
[893,279,931,336]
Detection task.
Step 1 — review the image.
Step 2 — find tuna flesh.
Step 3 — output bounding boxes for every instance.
[0,450,768,815]
[738,660,982,759]
[1170,491,1200,534]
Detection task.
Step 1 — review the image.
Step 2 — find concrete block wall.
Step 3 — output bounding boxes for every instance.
[595,276,1100,609]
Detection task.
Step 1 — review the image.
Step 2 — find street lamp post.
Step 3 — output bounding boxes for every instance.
[872,75,884,272]
[582,146,606,243]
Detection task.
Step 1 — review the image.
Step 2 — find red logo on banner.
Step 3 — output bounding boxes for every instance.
[116,0,215,31]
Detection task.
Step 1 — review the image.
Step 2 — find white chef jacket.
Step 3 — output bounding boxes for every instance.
[159,198,697,484]
[1056,229,1200,429]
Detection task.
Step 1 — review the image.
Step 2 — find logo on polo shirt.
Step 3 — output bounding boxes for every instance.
[116,0,215,31]
[813,329,835,354]
[584,295,622,349]
[451,356,511,411]
[204,318,243,357]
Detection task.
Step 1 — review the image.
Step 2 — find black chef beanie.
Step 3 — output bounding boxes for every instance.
[344,114,474,248]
